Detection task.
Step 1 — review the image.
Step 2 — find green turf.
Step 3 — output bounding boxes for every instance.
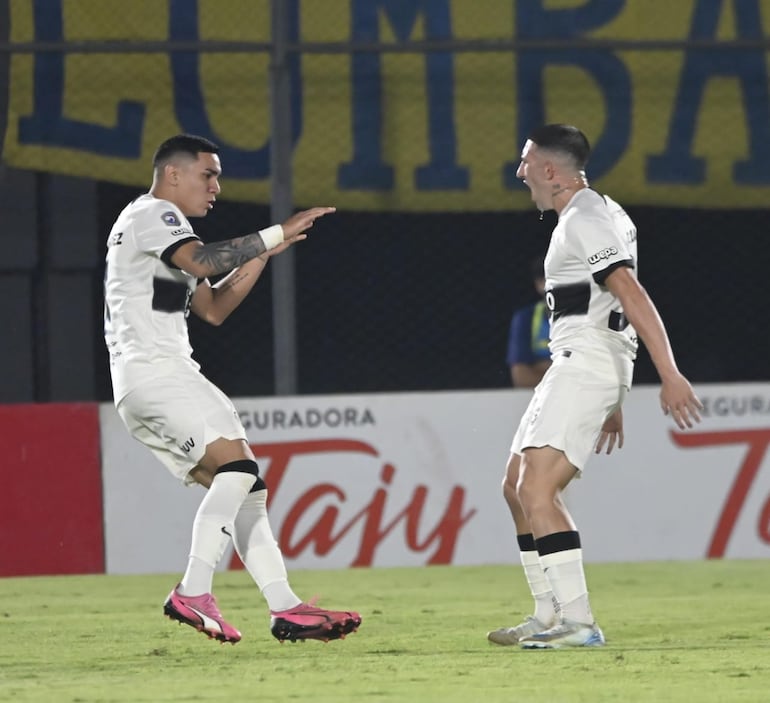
[1,560,768,702]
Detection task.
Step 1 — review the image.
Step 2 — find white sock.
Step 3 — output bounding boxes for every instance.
[520,550,559,625]
[539,548,594,625]
[233,489,301,612]
[178,471,254,596]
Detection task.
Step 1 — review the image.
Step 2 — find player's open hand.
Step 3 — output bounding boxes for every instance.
[660,373,703,429]
[595,407,624,455]
[281,207,336,241]
[268,232,307,256]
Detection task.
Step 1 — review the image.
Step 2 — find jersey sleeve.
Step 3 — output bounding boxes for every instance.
[568,199,634,285]
[133,200,200,266]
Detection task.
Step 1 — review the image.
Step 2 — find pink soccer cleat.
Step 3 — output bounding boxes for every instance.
[163,585,242,644]
[270,601,362,643]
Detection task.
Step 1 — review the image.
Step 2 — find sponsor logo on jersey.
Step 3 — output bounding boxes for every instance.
[587,246,619,265]
[161,211,181,227]
[171,227,192,237]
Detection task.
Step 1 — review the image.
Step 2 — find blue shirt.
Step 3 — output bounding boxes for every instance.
[506,300,551,366]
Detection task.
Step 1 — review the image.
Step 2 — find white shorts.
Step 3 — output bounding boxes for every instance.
[511,346,633,472]
[117,363,247,483]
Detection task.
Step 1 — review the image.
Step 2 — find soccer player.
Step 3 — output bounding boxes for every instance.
[104,134,361,644]
[487,124,702,649]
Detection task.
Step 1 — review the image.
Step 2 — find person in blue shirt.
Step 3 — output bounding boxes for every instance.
[506,257,551,387]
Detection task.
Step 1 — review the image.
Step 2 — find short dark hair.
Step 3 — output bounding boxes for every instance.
[152,134,219,168]
[528,124,590,170]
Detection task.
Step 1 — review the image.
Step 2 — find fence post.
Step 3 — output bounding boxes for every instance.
[269,0,297,395]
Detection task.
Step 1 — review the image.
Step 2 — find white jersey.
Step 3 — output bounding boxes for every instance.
[544,188,638,358]
[104,193,202,403]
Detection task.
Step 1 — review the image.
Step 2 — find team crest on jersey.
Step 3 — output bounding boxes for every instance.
[161,211,181,227]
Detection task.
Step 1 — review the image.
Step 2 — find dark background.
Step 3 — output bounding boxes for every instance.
[91,185,768,400]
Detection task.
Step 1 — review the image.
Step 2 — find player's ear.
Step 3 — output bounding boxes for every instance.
[164,162,179,186]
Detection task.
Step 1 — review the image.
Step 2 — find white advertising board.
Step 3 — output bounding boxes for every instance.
[99,384,770,574]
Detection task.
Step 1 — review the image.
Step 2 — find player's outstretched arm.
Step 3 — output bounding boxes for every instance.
[171,206,335,279]
[605,267,703,430]
[189,255,267,326]
[186,207,335,325]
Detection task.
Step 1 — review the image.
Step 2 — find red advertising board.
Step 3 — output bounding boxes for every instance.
[0,403,104,576]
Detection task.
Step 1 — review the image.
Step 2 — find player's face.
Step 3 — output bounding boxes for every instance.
[516,140,550,210]
[174,152,222,217]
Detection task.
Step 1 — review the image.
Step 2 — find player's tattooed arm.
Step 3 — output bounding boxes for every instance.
[191,232,268,275]
[215,268,252,292]
[190,252,269,325]
[174,206,334,279]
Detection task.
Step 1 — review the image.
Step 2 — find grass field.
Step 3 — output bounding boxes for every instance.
[1,560,768,702]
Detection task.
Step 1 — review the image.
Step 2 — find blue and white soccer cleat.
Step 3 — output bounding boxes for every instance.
[519,618,605,649]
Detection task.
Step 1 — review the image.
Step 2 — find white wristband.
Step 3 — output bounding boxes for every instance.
[259,224,284,251]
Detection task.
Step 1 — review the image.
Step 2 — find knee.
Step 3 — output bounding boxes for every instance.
[516,474,549,516]
[216,459,265,492]
[502,454,521,503]
[502,473,518,506]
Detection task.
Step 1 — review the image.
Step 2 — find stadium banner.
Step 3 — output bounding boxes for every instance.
[99,384,770,575]
[4,0,770,211]
[0,403,104,577]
